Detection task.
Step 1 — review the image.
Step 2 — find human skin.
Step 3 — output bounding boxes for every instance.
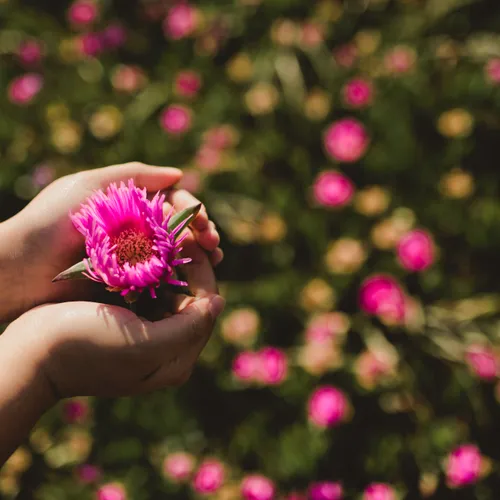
[0,162,223,323]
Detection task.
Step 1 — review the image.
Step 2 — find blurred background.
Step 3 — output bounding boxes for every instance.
[3,0,500,498]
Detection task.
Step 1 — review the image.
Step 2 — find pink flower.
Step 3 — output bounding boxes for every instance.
[195,145,221,171]
[465,345,499,381]
[241,474,275,500]
[8,73,43,105]
[77,32,103,57]
[313,170,355,208]
[68,0,99,28]
[63,398,89,424]
[160,104,192,134]
[163,452,195,482]
[101,24,127,50]
[446,444,482,488]
[342,78,374,108]
[96,483,127,500]
[359,275,406,324]
[163,3,197,40]
[203,125,238,150]
[192,459,225,494]
[305,313,349,343]
[76,464,102,484]
[177,169,203,194]
[354,350,396,389]
[32,164,55,188]
[308,482,343,500]
[396,229,435,272]
[333,44,358,68]
[256,347,288,385]
[17,40,44,66]
[232,351,260,382]
[324,118,370,163]
[384,46,416,74]
[363,483,396,500]
[299,22,324,48]
[175,70,202,98]
[111,65,147,93]
[485,58,500,84]
[307,386,349,428]
[70,179,191,299]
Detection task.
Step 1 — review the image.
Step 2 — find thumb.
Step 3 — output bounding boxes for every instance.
[147,295,226,345]
[92,162,183,191]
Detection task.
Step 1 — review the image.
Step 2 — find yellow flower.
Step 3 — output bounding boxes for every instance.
[89,105,123,140]
[437,108,474,138]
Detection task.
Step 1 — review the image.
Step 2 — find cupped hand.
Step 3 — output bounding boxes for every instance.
[7,162,223,318]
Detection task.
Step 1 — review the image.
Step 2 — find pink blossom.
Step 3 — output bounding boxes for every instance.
[359,274,406,324]
[305,313,349,343]
[111,65,147,93]
[363,483,396,500]
[96,483,127,500]
[163,452,195,482]
[446,444,482,488]
[308,482,343,500]
[384,46,416,74]
[69,179,191,299]
[63,398,89,424]
[101,24,127,50]
[77,32,103,57]
[342,78,374,109]
[160,104,192,134]
[324,118,370,163]
[232,351,260,382]
[465,345,499,381]
[299,22,324,48]
[68,0,99,28]
[396,229,435,272]
[8,73,43,105]
[241,474,275,500]
[354,350,396,389]
[255,347,288,385]
[307,386,349,428]
[203,125,237,150]
[177,169,203,194]
[175,70,202,98]
[313,170,355,208]
[192,459,225,494]
[32,164,55,188]
[76,464,102,484]
[333,44,358,68]
[485,58,500,84]
[195,145,221,171]
[163,3,197,40]
[17,40,44,66]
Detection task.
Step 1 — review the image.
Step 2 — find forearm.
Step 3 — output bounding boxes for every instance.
[0,216,27,323]
[0,322,55,465]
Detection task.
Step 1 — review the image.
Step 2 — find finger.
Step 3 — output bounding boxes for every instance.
[90,162,183,191]
[210,247,224,267]
[178,230,218,296]
[194,221,220,252]
[167,189,209,231]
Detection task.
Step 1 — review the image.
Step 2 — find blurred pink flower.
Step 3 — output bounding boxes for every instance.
[17,40,44,66]
[177,169,203,194]
[76,464,102,484]
[305,312,349,344]
[446,444,482,488]
[32,164,55,188]
[192,459,225,494]
[396,229,435,272]
[333,43,358,68]
[221,307,260,346]
[307,386,349,428]
[324,118,370,163]
[241,474,275,500]
[163,452,195,482]
[485,58,500,84]
[102,24,127,50]
[232,351,260,382]
[465,345,499,381]
[342,78,374,109]
[313,170,355,208]
[203,125,238,149]
[175,70,202,98]
[160,104,192,134]
[63,398,89,424]
[359,274,406,324]
[163,3,197,40]
[68,0,99,28]
[96,483,127,500]
[384,46,416,74]
[299,22,324,48]
[111,65,147,93]
[363,483,396,500]
[255,347,288,385]
[354,350,396,390]
[308,481,343,500]
[195,145,222,171]
[8,73,43,105]
[77,32,103,57]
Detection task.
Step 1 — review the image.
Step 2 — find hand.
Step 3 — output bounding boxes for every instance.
[0,162,223,321]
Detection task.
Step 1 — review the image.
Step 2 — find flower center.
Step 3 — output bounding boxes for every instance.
[114,229,154,267]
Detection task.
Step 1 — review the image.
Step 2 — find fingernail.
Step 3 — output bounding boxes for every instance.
[209,295,226,319]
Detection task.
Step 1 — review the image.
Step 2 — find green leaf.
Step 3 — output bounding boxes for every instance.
[167,203,202,239]
[51,259,92,283]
